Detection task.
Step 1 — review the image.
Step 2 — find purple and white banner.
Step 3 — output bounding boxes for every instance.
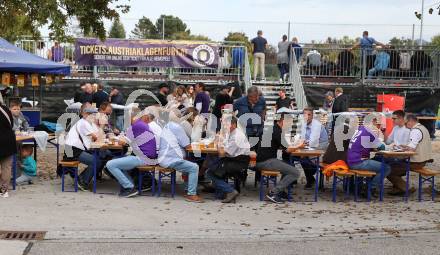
[74,38,219,68]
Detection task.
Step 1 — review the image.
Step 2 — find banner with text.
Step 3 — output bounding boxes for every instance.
[74,38,219,68]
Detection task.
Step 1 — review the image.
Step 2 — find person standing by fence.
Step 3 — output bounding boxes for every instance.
[277,35,290,82]
[251,30,268,81]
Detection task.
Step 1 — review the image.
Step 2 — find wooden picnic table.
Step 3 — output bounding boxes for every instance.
[90,142,125,193]
[289,148,325,202]
[375,150,417,202]
[185,144,219,154]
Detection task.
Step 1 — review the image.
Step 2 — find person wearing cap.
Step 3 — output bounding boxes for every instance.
[106,108,157,198]
[64,104,108,191]
[156,84,169,107]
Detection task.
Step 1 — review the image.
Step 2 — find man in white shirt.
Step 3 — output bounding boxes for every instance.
[384,110,412,195]
[386,110,410,147]
[64,104,107,190]
[387,113,432,196]
[158,121,203,203]
[299,107,329,189]
[207,116,251,203]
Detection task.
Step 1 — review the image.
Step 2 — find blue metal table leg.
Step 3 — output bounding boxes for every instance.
[404,157,410,202]
[314,157,320,202]
[379,156,385,202]
[93,149,98,193]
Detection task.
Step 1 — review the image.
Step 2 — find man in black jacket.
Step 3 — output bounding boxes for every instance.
[331,87,349,134]
[332,87,349,114]
[92,83,109,109]
[0,102,17,198]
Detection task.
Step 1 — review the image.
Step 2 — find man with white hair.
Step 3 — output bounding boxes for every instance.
[106,108,157,198]
[158,118,203,203]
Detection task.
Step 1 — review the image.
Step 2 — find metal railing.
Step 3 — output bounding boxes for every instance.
[295,45,440,85]
[15,37,248,83]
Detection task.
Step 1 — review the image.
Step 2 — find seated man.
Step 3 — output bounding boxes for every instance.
[64,104,108,191]
[396,114,434,190]
[347,117,391,197]
[298,107,329,189]
[158,120,203,203]
[207,116,251,203]
[256,113,304,204]
[382,110,411,196]
[106,109,157,198]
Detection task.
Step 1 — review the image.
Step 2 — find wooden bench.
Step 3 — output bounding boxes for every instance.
[156,167,176,198]
[59,161,80,192]
[350,170,377,177]
[59,161,80,168]
[411,168,439,201]
[259,170,293,202]
[137,165,156,196]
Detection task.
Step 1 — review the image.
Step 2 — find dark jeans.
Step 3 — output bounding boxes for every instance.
[277,63,289,79]
[78,150,111,185]
[207,169,234,194]
[299,157,318,184]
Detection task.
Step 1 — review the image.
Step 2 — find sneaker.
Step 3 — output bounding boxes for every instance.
[77,180,88,192]
[0,185,8,198]
[279,78,283,83]
[185,195,204,203]
[119,187,139,198]
[279,191,289,201]
[266,192,284,204]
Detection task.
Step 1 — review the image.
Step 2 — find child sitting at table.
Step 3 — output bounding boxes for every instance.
[9,101,29,132]
[17,145,37,185]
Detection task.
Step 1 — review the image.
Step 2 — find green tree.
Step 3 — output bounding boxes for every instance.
[156,15,189,39]
[389,37,414,47]
[0,0,130,42]
[171,31,210,41]
[131,16,158,39]
[431,35,440,48]
[224,32,252,53]
[0,13,40,42]
[108,18,126,38]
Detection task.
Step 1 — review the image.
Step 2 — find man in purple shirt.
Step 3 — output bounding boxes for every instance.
[347,120,390,196]
[194,82,211,114]
[106,110,157,198]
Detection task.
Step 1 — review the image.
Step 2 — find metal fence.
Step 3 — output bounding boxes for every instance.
[295,45,440,84]
[15,37,247,83]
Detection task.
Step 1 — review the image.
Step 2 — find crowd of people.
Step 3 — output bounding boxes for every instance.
[250,30,434,81]
[0,79,434,203]
[56,82,434,203]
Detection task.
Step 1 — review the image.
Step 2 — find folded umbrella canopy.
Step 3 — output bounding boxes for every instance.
[0,38,70,75]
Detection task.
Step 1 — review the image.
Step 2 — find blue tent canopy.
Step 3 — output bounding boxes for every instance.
[0,38,70,75]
